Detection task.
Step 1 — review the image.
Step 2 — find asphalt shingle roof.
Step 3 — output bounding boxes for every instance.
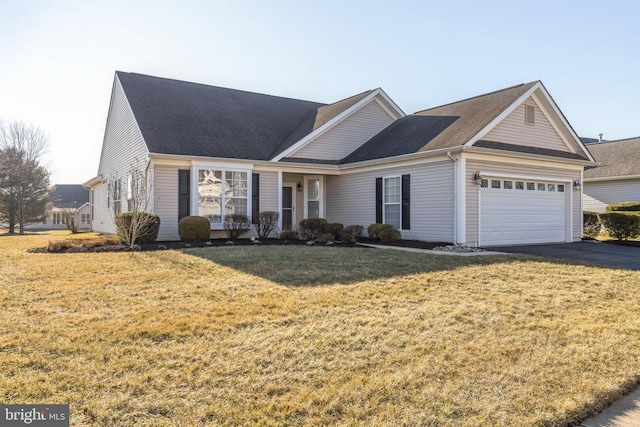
[49,185,89,208]
[117,72,327,160]
[584,137,640,178]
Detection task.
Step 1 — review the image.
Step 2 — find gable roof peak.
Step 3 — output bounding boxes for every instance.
[414,81,539,115]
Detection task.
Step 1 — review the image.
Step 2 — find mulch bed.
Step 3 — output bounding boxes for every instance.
[30,237,453,253]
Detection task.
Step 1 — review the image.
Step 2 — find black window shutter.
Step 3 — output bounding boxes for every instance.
[178,169,190,220]
[375,177,383,224]
[252,173,260,224]
[402,174,410,230]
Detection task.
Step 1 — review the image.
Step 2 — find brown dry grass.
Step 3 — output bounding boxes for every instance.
[1,230,640,426]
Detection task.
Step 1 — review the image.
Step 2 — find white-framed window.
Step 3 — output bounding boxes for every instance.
[52,213,66,225]
[303,175,323,219]
[81,213,90,224]
[197,168,249,226]
[383,176,401,230]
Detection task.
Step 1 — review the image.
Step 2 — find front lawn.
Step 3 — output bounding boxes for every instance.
[1,231,639,426]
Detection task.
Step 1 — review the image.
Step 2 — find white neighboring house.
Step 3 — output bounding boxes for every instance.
[583,137,640,212]
[85,72,596,246]
[27,184,92,231]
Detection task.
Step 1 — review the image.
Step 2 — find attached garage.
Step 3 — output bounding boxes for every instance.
[479,176,569,246]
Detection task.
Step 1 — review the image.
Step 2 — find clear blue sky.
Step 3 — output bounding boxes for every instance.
[1,0,638,184]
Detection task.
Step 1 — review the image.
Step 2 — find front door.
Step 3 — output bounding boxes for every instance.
[282,185,295,230]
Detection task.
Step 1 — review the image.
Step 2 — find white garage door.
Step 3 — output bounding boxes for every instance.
[480,177,567,246]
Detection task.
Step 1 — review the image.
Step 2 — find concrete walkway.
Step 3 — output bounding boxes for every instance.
[362,241,640,426]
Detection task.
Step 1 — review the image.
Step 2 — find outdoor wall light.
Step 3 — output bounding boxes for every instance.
[297,182,303,191]
[573,180,581,190]
[473,172,483,186]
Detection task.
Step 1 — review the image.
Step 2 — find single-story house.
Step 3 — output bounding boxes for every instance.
[583,137,640,212]
[25,184,91,230]
[84,72,595,246]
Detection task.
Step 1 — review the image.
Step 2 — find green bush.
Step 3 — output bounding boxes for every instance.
[606,202,640,212]
[583,211,601,239]
[299,218,329,241]
[379,227,401,244]
[367,223,392,240]
[254,211,279,238]
[178,216,211,242]
[223,214,251,240]
[599,212,640,240]
[327,223,344,240]
[114,211,160,245]
[339,225,364,244]
[279,229,299,240]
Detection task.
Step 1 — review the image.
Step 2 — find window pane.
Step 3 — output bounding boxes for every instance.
[491,180,501,189]
[515,181,524,190]
[198,197,222,223]
[537,183,546,191]
[547,184,555,192]
[307,178,319,200]
[225,171,247,197]
[558,184,565,192]
[198,170,222,197]
[384,177,401,203]
[384,204,401,229]
[481,179,488,188]
[527,182,535,190]
[504,180,513,189]
[308,201,320,218]
[225,198,247,216]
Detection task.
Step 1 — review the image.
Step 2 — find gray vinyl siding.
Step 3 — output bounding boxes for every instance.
[465,159,582,244]
[94,76,150,234]
[483,98,569,153]
[583,179,640,213]
[154,165,180,241]
[292,100,396,160]
[255,170,279,213]
[326,161,455,242]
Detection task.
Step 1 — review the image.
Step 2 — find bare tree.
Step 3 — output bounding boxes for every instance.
[0,121,50,234]
[60,207,79,234]
[108,159,157,249]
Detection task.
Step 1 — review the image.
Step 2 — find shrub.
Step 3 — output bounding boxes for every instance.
[178,216,211,242]
[606,202,640,212]
[254,211,279,238]
[327,223,344,240]
[280,229,299,240]
[379,226,401,243]
[114,212,160,245]
[583,211,601,239]
[599,212,640,240]
[299,218,329,241]
[368,223,393,240]
[223,214,251,240]
[339,225,364,244]
[47,235,122,253]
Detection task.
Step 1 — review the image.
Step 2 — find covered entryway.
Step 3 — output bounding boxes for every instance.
[479,177,568,246]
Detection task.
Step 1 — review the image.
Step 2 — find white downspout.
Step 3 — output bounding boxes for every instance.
[447,151,458,244]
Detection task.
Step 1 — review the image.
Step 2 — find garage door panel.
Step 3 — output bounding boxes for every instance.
[480,178,567,246]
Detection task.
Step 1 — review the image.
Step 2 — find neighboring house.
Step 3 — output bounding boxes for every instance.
[32,184,91,230]
[84,72,595,246]
[583,137,640,212]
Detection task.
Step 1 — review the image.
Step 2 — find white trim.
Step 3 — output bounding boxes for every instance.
[584,174,640,182]
[381,174,402,229]
[475,171,573,184]
[271,89,404,162]
[456,157,466,244]
[277,171,283,231]
[530,92,576,154]
[303,175,324,219]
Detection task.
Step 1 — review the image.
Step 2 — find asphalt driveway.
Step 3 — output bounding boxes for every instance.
[490,241,640,271]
